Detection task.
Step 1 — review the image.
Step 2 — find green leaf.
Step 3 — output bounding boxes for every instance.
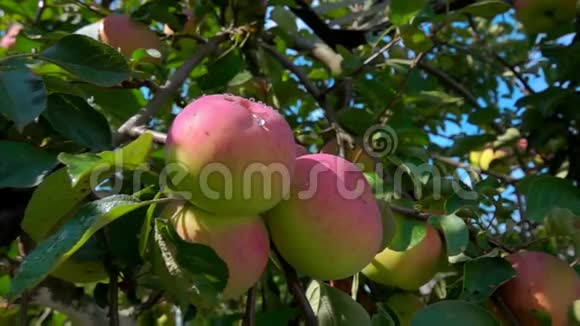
[139,191,163,258]
[460,257,515,302]
[151,219,228,308]
[445,192,480,214]
[271,7,298,33]
[0,68,47,129]
[371,303,397,326]
[450,134,495,156]
[44,94,112,151]
[21,168,94,241]
[338,109,375,136]
[523,176,580,222]
[40,34,130,87]
[460,0,510,19]
[10,195,155,298]
[0,275,10,297]
[430,214,469,257]
[0,141,57,188]
[390,0,426,25]
[306,280,371,326]
[411,300,499,326]
[58,133,153,186]
[78,85,146,129]
[400,25,433,52]
[545,207,579,238]
[256,308,300,325]
[57,153,106,187]
[198,50,244,90]
[389,214,427,251]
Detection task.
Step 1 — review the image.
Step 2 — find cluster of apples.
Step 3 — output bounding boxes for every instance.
[163,95,579,325]
[161,94,451,299]
[162,94,387,298]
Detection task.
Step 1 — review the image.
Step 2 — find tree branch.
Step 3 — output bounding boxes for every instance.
[19,292,29,326]
[108,268,120,326]
[124,126,168,144]
[116,34,228,144]
[260,42,322,99]
[417,61,482,110]
[287,33,343,75]
[30,277,135,326]
[417,62,505,134]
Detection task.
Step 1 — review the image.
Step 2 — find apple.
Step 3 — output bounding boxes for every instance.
[320,138,376,172]
[76,14,162,61]
[265,153,383,280]
[165,94,296,216]
[514,0,577,34]
[362,223,444,290]
[99,14,162,60]
[386,292,425,326]
[498,251,580,326]
[0,24,22,49]
[469,146,510,171]
[165,201,270,299]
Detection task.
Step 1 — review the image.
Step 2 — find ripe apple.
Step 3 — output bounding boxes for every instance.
[320,138,376,173]
[514,0,577,34]
[498,251,580,325]
[165,94,296,216]
[165,201,270,299]
[75,14,162,61]
[0,24,22,49]
[265,153,383,280]
[362,222,444,290]
[386,292,425,326]
[99,14,162,60]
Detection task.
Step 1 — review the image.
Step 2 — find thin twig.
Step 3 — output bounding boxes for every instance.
[260,42,321,99]
[432,153,515,183]
[34,0,46,23]
[273,249,317,326]
[108,268,119,326]
[260,41,347,157]
[136,291,163,316]
[242,286,257,326]
[116,34,228,144]
[417,61,482,110]
[466,15,534,95]
[19,292,29,326]
[321,36,401,98]
[390,204,430,221]
[125,126,168,144]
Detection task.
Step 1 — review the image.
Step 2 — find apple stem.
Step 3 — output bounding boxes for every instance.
[278,253,318,326]
[242,286,257,326]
